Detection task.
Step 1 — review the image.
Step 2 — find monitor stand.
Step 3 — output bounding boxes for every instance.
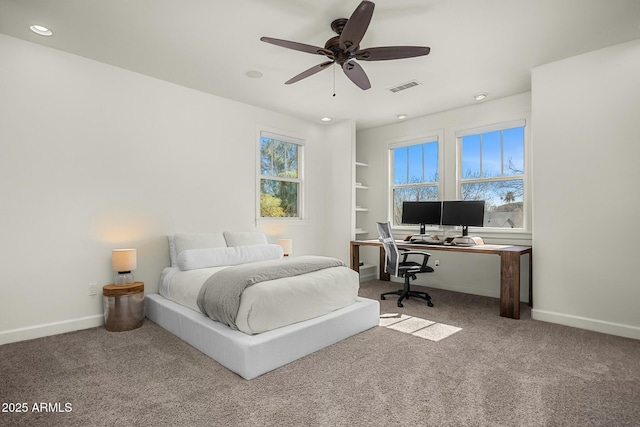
[452,236,484,246]
[411,234,443,244]
[451,225,484,246]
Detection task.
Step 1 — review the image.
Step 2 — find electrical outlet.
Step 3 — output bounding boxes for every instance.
[434,259,440,267]
[88,283,98,296]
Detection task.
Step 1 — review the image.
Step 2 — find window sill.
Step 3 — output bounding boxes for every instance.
[256,218,310,225]
[475,229,532,245]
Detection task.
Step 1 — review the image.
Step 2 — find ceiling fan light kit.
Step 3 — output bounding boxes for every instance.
[260,1,430,91]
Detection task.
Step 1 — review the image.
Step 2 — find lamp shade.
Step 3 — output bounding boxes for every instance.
[277,239,292,256]
[112,249,137,272]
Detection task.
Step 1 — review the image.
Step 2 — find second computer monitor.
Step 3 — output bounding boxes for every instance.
[441,200,485,236]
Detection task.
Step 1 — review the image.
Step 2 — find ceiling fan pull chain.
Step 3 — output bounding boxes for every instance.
[333,63,336,97]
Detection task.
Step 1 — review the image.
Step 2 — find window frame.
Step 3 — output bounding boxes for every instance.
[387,132,443,229]
[455,119,529,233]
[256,129,305,221]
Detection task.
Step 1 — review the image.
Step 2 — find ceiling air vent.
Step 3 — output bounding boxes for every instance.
[387,80,421,93]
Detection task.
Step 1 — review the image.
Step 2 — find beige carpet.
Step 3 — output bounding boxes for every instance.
[1,280,639,426]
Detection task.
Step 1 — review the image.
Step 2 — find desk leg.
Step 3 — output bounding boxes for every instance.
[379,247,390,281]
[350,242,360,273]
[500,251,520,319]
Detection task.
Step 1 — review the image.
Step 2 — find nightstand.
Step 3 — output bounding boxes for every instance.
[103,282,145,332]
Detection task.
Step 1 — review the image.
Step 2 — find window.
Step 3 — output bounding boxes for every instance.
[389,137,439,226]
[457,120,526,229]
[259,131,304,219]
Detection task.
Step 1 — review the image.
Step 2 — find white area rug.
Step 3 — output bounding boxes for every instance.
[379,313,462,342]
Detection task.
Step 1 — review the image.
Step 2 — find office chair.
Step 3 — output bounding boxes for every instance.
[376,221,434,308]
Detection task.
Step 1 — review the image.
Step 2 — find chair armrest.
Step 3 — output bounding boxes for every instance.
[402,251,431,268]
[402,251,431,257]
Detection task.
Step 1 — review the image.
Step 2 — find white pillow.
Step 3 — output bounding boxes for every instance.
[174,232,227,253]
[223,231,268,247]
[177,244,284,271]
[169,232,228,267]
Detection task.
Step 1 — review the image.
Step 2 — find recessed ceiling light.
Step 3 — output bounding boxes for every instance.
[29,25,53,36]
[321,117,332,122]
[473,93,488,101]
[397,114,407,120]
[245,70,263,78]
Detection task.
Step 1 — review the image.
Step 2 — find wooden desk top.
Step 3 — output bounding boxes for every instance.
[351,239,531,255]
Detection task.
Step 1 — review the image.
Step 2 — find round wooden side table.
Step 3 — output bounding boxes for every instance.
[103,282,145,332]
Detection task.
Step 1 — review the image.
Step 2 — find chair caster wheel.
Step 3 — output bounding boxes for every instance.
[380,295,386,300]
[427,301,434,307]
[397,302,403,308]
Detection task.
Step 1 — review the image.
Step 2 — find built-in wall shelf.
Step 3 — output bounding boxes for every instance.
[354,160,369,239]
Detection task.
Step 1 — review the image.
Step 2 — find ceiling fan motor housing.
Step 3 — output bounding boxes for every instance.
[325,35,356,65]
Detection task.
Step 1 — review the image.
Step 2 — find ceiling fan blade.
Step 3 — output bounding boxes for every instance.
[342,61,371,90]
[355,46,431,61]
[285,61,334,85]
[339,1,375,52]
[260,37,334,58]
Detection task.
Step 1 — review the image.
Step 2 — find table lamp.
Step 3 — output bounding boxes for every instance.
[277,239,292,257]
[112,248,137,286]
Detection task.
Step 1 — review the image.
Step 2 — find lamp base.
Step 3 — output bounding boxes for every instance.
[115,271,134,287]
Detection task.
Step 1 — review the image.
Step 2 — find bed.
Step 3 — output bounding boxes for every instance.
[145,231,380,379]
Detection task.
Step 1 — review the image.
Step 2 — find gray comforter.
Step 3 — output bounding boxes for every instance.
[197,255,345,331]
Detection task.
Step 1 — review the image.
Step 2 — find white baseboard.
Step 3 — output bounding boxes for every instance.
[424,282,501,299]
[390,278,530,302]
[532,309,640,340]
[0,314,104,345]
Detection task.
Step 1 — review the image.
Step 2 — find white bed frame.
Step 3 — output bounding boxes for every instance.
[145,294,380,380]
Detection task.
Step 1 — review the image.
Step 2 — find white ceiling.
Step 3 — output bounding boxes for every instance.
[1,0,640,130]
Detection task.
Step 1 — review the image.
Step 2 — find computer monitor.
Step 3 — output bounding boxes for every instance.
[441,200,485,236]
[402,201,442,234]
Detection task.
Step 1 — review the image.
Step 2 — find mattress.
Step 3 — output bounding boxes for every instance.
[159,264,359,334]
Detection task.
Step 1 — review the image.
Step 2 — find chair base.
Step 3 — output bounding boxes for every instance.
[380,276,434,308]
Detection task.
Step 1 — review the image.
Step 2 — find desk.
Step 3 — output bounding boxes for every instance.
[350,240,532,319]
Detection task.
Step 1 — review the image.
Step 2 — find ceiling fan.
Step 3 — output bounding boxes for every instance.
[260,0,430,91]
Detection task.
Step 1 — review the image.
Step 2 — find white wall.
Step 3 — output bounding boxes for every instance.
[322,120,356,262]
[531,38,640,339]
[356,93,532,300]
[0,35,353,344]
